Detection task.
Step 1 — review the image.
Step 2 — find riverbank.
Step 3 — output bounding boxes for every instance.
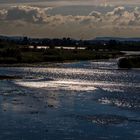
[0,47,124,67]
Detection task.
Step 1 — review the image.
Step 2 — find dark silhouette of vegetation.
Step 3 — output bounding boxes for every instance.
[118,56,140,68]
[0,35,140,65]
[118,57,132,68]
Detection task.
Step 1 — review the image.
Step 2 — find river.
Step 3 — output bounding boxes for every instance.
[0,59,140,140]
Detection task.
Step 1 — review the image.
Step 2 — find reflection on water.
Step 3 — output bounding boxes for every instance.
[0,59,140,140]
[15,80,97,91]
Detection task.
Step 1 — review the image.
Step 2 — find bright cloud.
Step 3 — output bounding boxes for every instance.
[0,5,140,38]
[0,5,140,26]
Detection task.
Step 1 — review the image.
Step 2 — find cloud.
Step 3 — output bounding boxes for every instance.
[88,11,101,18]
[1,5,140,27]
[0,9,7,19]
[0,5,101,25]
[0,5,52,23]
[7,6,46,23]
[107,6,125,16]
[105,6,140,26]
[1,5,140,38]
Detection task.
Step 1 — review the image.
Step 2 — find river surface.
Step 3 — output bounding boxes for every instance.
[0,59,140,140]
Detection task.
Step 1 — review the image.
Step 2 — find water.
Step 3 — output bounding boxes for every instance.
[0,59,140,140]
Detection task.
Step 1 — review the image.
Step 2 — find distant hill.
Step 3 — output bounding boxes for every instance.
[0,35,24,40]
[95,37,140,42]
[1,35,140,42]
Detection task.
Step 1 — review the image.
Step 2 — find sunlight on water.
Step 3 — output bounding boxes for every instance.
[15,80,97,91]
[0,60,140,140]
[15,79,140,92]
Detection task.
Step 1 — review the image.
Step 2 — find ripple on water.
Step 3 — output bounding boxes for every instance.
[0,60,139,140]
[68,114,140,125]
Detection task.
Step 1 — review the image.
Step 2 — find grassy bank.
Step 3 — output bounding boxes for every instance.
[0,47,123,65]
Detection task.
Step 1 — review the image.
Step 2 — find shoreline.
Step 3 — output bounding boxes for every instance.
[0,59,113,67]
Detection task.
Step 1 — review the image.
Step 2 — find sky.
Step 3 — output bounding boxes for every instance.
[0,0,140,39]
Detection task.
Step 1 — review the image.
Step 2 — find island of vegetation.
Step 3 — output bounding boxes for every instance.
[118,56,140,68]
